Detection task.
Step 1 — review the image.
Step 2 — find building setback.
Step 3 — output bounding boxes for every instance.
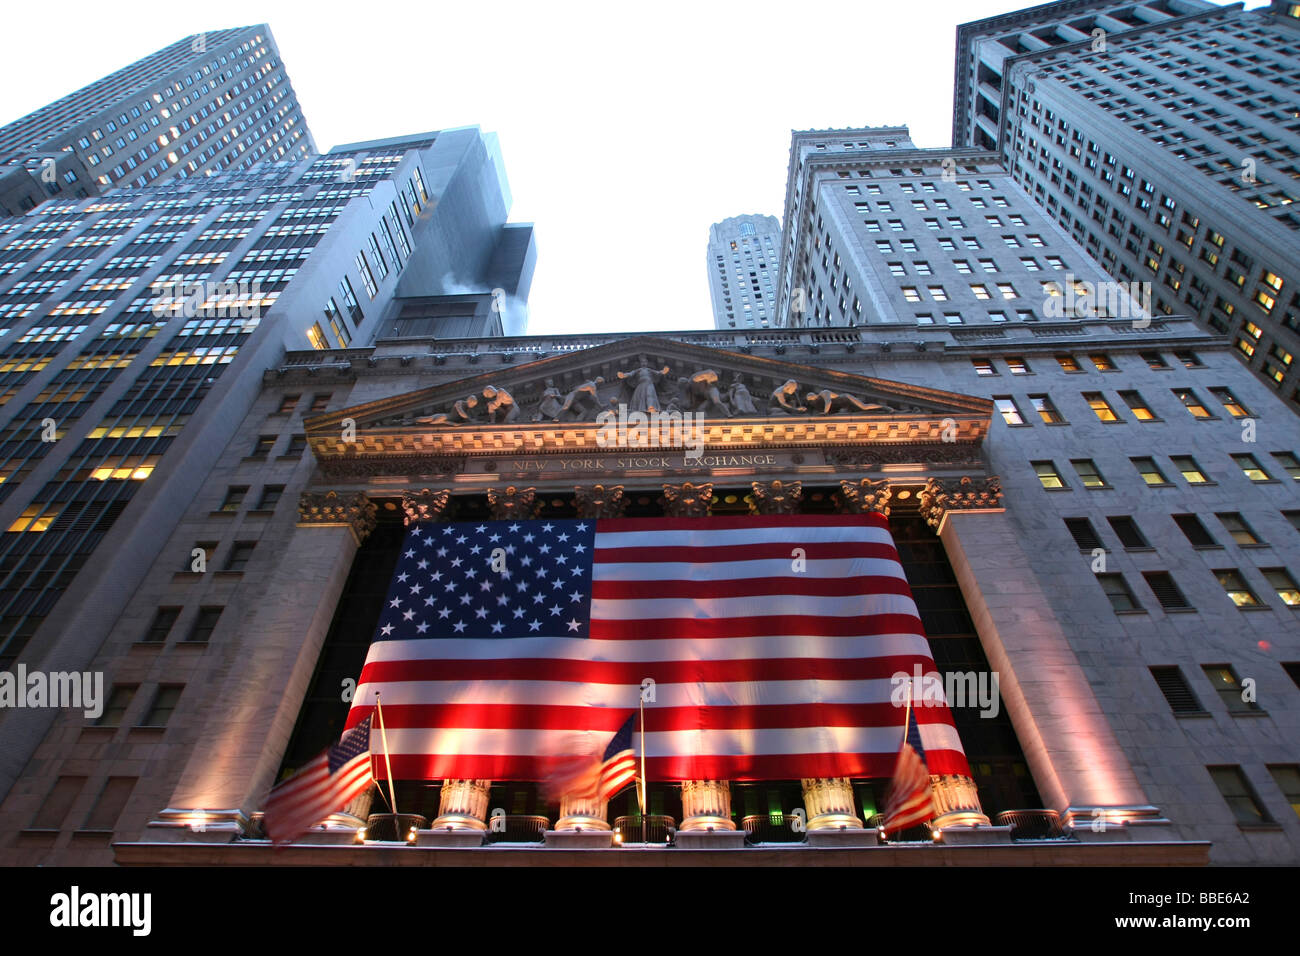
[0,25,315,216]
[956,0,1300,409]
[0,127,535,804]
[706,214,782,330]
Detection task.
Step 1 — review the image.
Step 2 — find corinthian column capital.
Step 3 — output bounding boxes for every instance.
[660,481,713,517]
[401,488,451,525]
[837,477,892,516]
[573,483,627,519]
[748,479,802,515]
[918,476,1004,532]
[486,485,536,520]
[297,491,377,544]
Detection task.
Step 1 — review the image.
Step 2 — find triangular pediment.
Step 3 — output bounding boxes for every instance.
[304,336,992,470]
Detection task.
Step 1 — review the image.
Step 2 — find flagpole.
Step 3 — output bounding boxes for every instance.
[639,691,647,847]
[374,692,400,820]
[899,677,913,754]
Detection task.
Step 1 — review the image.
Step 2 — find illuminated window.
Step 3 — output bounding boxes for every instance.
[1084,392,1120,422]
[1173,388,1211,418]
[1263,568,1300,607]
[1089,353,1116,371]
[7,503,56,532]
[1029,394,1065,423]
[1231,454,1271,482]
[994,397,1025,425]
[1170,455,1210,484]
[1209,387,1250,418]
[1071,459,1107,488]
[1032,460,1066,489]
[1131,457,1169,485]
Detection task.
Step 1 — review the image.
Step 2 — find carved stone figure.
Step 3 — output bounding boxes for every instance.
[617,357,671,413]
[487,485,536,520]
[769,379,807,415]
[728,374,758,416]
[660,481,713,517]
[677,369,732,417]
[481,385,520,423]
[559,376,606,419]
[804,388,890,415]
[535,378,563,422]
[748,479,802,515]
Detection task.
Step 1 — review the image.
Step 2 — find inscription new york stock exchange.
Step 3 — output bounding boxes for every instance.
[474,450,823,476]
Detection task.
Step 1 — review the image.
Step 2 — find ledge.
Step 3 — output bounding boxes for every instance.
[112,838,1212,867]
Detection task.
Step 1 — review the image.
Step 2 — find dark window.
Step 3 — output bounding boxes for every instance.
[1208,766,1272,825]
[1097,573,1140,611]
[140,685,183,727]
[30,776,86,829]
[95,685,136,727]
[143,607,180,642]
[309,393,332,413]
[220,486,248,512]
[1064,518,1102,550]
[1107,516,1149,548]
[257,485,284,510]
[1284,662,1300,690]
[185,607,222,644]
[250,435,276,459]
[1173,514,1218,547]
[1071,459,1107,488]
[278,394,300,414]
[223,542,256,572]
[1268,766,1300,821]
[1143,571,1193,610]
[1216,513,1260,545]
[285,434,307,456]
[1149,666,1204,714]
[81,777,137,831]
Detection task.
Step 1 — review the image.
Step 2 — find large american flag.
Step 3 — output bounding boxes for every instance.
[344,514,970,782]
[264,715,373,844]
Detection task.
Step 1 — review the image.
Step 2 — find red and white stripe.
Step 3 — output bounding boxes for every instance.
[882,743,935,834]
[347,513,970,782]
[263,749,372,845]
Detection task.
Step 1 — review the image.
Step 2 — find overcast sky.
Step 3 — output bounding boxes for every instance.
[0,0,1231,336]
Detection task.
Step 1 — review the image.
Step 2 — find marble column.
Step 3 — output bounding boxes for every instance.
[801,777,864,830]
[431,778,492,831]
[679,779,735,831]
[554,792,611,831]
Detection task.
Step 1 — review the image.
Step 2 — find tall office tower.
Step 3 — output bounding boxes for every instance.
[0,26,315,216]
[954,1,1300,409]
[706,214,782,330]
[0,128,534,802]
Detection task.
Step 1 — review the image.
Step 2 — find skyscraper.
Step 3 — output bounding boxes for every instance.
[706,214,781,330]
[0,126,535,805]
[0,26,315,215]
[954,0,1300,409]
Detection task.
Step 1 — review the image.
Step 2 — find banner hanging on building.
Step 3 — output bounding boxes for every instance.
[343,513,971,781]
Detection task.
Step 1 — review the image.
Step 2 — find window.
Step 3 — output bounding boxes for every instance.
[355,252,378,299]
[82,777,137,832]
[223,542,256,572]
[1064,517,1102,550]
[1230,454,1272,482]
[285,434,308,457]
[1209,387,1251,418]
[1089,353,1116,371]
[1029,394,1065,423]
[219,486,248,512]
[143,607,180,643]
[277,394,300,414]
[141,685,184,727]
[1006,356,1030,374]
[250,435,276,459]
[1262,568,1300,606]
[1141,351,1169,369]
[1071,459,1107,488]
[1216,569,1262,607]
[1217,513,1260,545]
[1208,766,1271,824]
[1174,514,1218,548]
[972,358,996,376]
[1131,457,1169,485]
[1174,350,1203,368]
[1273,452,1300,481]
[1172,388,1212,419]
[1118,391,1157,421]
[31,777,87,830]
[1056,354,1081,372]
[1032,460,1066,489]
[257,485,284,510]
[995,397,1025,425]
[1149,667,1205,715]
[1202,667,1260,714]
[95,685,136,727]
[1083,392,1120,422]
[1143,571,1192,610]
[186,607,222,644]
[1267,766,1300,821]
[927,286,948,302]
[1097,573,1140,611]
[309,393,332,413]
[1170,455,1210,484]
[1108,516,1149,549]
[306,322,328,351]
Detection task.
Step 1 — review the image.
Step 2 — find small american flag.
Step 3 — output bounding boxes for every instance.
[545,713,638,801]
[264,715,373,845]
[345,514,970,782]
[881,705,934,835]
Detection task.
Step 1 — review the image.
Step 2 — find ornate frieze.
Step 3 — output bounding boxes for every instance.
[837,478,893,517]
[747,479,802,515]
[573,483,627,519]
[918,476,1004,530]
[401,488,451,525]
[297,491,377,544]
[660,481,713,517]
[486,485,537,520]
[825,442,984,469]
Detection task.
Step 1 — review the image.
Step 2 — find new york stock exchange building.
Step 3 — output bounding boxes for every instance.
[16,318,1300,868]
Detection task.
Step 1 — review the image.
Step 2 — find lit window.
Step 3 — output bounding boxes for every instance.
[1231,454,1272,482]
[1030,394,1065,423]
[1171,455,1210,484]
[1084,392,1120,422]
[1033,460,1066,489]
[995,397,1025,425]
[1262,568,1300,606]
[1173,388,1211,418]
[1131,457,1169,485]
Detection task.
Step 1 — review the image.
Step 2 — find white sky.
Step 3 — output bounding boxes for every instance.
[2,0,1110,335]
